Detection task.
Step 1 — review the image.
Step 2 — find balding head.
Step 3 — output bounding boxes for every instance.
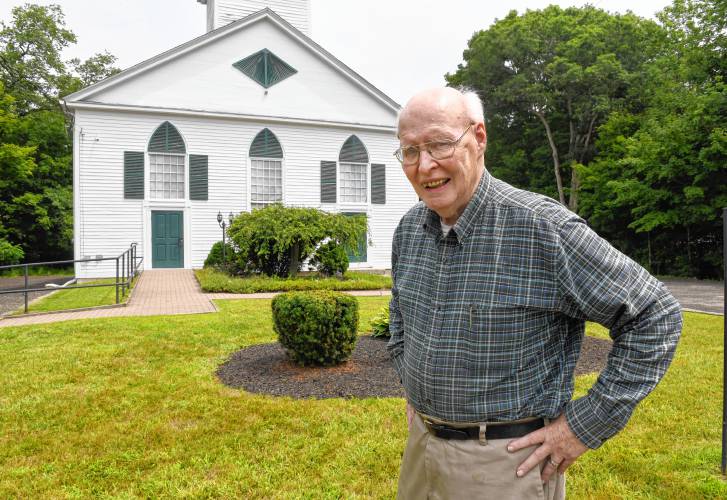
[397,87,485,136]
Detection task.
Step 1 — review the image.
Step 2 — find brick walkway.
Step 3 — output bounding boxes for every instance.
[0,270,216,328]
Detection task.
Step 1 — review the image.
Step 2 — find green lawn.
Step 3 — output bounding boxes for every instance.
[0,304,724,498]
[196,268,391,293]
[15,278,136,315]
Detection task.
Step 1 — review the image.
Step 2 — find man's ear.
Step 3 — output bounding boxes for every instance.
[474,122,487,152]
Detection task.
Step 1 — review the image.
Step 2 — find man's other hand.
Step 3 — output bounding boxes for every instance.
[506,414,588,482]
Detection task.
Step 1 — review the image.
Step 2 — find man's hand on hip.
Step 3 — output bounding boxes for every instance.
[506,413,588,482]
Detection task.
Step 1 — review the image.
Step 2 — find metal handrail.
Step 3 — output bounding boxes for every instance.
[0,243,144,314]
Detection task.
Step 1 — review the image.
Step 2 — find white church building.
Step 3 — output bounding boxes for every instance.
[63,0,416,278]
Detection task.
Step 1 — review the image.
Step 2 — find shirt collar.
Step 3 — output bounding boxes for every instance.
[422,169,494,241]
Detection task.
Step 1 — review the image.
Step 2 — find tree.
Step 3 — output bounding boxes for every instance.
[227,205,367,278]
[0,3,75,114]
[447,6,662,211]
[0,4,120,263]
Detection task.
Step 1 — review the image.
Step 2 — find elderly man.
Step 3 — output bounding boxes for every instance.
[387,87,682,499]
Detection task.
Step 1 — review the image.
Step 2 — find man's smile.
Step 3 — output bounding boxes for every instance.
[422,178,450,190]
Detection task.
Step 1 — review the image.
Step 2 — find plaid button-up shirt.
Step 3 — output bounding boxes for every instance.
[387,170,682,449]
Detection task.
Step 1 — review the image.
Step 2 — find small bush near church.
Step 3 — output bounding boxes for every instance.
[204,241,236,269]
[311,241,349,277]
[271,291,358,366]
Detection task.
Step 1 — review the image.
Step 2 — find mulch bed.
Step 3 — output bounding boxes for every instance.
[216,336,612,399]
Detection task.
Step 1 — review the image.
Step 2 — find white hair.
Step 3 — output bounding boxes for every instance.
[396,86,485,130]
[456,86,485,124]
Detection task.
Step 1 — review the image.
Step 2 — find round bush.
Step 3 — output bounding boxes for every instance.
[271,291,359,366]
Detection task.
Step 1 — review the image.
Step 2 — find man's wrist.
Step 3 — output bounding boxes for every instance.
[565,397,620,449]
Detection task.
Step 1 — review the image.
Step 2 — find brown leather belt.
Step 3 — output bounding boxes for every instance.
[425,418,544,440]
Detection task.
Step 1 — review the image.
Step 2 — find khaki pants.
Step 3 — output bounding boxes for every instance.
[397,413,566,499]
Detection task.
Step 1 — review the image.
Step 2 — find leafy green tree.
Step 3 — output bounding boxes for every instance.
[447,6,662,211]
[227,205,367,278]
[579,0,726,278]
[0,4,119,263]
[0,3,75,113]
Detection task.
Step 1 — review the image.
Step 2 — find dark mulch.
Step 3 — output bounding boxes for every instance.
[216,336,612,399]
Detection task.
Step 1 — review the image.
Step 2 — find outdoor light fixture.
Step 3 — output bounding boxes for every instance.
[217,211,234,267]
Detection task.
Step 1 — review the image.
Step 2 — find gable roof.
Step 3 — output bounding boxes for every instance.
[64,8,399,114]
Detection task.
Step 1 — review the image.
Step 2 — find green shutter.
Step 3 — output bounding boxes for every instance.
[250,129,283,158]
[189,154,208,201]
[233,49,297,88]
[124,151,144,199]
[371,163,386,204]
[343,213,367,263]
[321,161,337,204]
[339,135,369,163]
[148,121,186,154]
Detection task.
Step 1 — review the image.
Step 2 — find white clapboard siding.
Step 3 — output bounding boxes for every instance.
[85,18,396,127]
[74,108,416,278]
[213,0,310,34]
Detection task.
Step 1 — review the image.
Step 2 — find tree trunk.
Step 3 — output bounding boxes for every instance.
[535,112,566,206]
[288,243,301,278]
[569,167,580,213]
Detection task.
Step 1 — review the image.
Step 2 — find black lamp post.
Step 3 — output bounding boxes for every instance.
[217,211,234,268]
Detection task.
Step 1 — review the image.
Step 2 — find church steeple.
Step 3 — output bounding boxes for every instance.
[196,0,311,35]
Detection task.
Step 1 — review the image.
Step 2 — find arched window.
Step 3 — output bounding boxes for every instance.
[249,128,283,210]
[148,121,186,200]
[338,135,368,203]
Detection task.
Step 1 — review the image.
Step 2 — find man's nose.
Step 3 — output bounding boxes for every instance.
[418,149,437,171]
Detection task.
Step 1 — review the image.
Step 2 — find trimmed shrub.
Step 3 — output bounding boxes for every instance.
[204,241,236,268]
[370,304,390,338]
[311,241,349,277]
[272,291,359,366]
[0,239,24,266]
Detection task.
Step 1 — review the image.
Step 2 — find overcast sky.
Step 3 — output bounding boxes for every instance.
[1,0,673,105]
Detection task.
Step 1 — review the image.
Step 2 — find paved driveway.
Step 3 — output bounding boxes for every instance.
[662,279,723,314]
[0,275,72,316]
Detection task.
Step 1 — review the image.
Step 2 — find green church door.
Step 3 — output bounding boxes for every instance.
[152,211,183,268]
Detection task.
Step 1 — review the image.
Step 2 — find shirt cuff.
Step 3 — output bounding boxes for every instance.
[389,349,405,384]
[565,396,622,449]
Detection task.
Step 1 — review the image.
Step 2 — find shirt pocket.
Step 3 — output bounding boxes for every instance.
[465,304,545,383]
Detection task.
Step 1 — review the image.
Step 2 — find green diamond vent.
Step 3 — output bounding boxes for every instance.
[233,49,297,89]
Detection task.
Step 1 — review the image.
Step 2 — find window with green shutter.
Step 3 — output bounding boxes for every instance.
[339,136,369,203]
[124,151,144,199]
[320,161,337,204]
[189,154,208,201]
[250,129,283,209]
[148,122,186,200]
[371,163,386,204]
[233,49,297,88]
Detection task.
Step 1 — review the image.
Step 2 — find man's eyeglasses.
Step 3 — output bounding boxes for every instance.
[394,124,473,167]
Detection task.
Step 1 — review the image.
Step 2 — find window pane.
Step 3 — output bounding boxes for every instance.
[340,162,367,203]
[150,153,185,200]
[250,158,282,208]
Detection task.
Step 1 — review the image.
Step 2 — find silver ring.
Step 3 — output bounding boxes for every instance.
[548,458,561,468]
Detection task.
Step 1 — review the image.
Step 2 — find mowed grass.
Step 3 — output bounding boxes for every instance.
[0,304,724,498]
[18,278,137,315]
